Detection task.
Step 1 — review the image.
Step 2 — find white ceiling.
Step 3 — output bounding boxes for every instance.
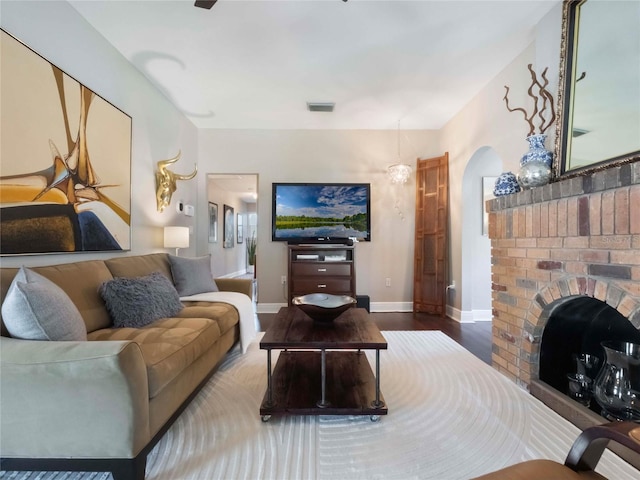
[208,173,258,203]
[69,0,558,130]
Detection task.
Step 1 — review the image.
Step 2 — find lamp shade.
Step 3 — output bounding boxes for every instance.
[164,226,189,249]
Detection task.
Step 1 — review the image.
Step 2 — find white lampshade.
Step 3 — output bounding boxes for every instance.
[164,226,189,255]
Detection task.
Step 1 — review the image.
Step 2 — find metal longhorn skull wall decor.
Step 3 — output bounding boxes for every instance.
[155,151,197,212]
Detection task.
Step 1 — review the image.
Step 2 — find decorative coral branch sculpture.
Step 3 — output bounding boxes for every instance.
[503,64,557,136]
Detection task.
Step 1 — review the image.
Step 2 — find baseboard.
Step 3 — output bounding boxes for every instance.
[257,303,286,314]
[446,305,492,323]
[472,309,493,322]
[219,269,248,279]
[369,301,413,312]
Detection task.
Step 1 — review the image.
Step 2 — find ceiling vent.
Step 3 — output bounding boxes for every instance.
[307,102,335,112]
[194,1,216,9]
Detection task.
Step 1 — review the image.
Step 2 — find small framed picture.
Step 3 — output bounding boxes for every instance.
[223,204,234,248]
[208,202,218,243]
[237,214,243,244]
[482,177,497,236]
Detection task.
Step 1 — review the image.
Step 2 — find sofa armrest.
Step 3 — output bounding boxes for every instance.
[0,336,150,459]
[215,277,254,300]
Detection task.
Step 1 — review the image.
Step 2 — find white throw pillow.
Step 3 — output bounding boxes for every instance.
[1,267,87,341]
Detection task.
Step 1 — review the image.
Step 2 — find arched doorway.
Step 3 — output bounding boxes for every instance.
[459,147,502,321]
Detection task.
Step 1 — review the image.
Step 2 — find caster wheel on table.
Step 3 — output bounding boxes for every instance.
[370,415,380,422]
[261,415,272,422]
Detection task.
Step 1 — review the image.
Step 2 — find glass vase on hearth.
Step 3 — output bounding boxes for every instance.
[567,353,601,407]
[593,341,640,422]
[567,373,593,406]
[518,160,551,189]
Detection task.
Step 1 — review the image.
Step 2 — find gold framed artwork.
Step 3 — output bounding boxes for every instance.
[0,29,132,255]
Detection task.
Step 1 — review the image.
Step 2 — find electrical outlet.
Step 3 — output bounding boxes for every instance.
[281,275,287,285]
[385,277,391,287]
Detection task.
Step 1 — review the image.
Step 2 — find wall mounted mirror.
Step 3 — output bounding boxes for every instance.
[554,0,640,178]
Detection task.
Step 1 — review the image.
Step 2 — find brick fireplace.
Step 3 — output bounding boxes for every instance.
[487,162,640,429]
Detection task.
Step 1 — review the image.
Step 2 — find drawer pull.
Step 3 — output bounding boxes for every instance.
[317,268,327,272]
[317,284,327,288]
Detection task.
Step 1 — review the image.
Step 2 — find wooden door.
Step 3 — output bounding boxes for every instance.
[413,153,449,315]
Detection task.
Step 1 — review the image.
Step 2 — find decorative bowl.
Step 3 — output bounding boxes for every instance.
[292,293,356,324]
[493,171,521,196]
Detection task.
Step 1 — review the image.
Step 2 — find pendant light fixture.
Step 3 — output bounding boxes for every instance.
[387,120,412,184]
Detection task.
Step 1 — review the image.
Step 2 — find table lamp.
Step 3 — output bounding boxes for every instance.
[164,226,189,256]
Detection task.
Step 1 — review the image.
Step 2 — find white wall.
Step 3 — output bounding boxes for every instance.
[195,129,440,309]
[0,0,198,268]
[438,3,562,317]
[1,1,565,318]
[194,4,563,313]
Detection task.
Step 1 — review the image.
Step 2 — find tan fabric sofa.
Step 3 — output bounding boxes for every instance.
[0,253,252,480]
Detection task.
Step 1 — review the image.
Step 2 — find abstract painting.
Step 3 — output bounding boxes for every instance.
[0,29,132,255]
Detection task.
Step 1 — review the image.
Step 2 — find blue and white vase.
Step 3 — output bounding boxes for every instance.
[520,134,553,167]
[494,171,521,196]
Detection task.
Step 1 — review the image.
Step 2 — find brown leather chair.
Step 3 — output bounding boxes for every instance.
[472,421,640,479]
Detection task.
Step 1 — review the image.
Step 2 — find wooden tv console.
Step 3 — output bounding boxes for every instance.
[287,244,355,305]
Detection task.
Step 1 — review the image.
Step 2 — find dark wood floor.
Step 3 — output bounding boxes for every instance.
[257,311,493,365]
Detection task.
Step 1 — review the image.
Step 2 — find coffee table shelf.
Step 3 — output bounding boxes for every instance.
[259,307,387,421]
[260,351,387,417]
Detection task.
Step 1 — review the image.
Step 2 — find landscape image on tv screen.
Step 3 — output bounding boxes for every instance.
[273,183,370,241]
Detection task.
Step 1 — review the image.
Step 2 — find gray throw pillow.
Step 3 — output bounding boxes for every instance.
[168,254,219,296]
[99,271,183,328]
[1,267,87,341]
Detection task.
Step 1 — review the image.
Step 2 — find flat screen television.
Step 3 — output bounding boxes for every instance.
[272,183,371,242]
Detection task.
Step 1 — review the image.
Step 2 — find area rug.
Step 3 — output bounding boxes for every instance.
[2,331,638,480]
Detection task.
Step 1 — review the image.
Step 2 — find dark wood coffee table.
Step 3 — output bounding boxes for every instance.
[259,306,387,421]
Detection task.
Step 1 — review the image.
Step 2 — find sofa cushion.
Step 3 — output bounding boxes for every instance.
[168,255,219,296]
[178,302,239,335]
[99,272,183,328]
[104,253,173,281]
[88,317,222,398]
[31,260,115,333]
[2,267,87,341]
